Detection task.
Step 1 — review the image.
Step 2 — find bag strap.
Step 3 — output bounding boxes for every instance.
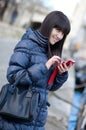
[11,71,26,87]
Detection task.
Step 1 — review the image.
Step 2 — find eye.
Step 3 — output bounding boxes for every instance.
[61,31,64,36]
[56,29,64,35]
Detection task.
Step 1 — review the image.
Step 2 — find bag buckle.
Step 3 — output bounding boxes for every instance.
[26,91,32,98]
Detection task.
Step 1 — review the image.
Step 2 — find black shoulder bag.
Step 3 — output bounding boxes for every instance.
[0,72,40,122]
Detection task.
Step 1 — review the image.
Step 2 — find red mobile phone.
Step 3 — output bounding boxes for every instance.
[48,59,75,85]
[66,59,76,66]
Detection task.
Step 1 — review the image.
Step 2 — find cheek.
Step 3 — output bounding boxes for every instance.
[61,35,64,40]
[49,34,52,42]
[49,37,56,45]
[49,35,53,43]
[49,36,52,43]
[49,31,57,44]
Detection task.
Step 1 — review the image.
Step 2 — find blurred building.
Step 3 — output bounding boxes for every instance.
[2,0,50,29]
[69,0,86,55]
[1,0,86,53]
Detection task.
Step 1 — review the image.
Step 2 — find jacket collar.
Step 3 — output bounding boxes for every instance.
[22,28,48,48]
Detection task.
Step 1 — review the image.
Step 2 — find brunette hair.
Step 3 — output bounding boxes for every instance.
[39,11,71,58]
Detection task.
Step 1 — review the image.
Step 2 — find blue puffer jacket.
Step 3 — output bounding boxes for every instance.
[0,28,68,130]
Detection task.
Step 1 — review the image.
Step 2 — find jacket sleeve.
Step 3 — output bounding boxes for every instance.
[27,63,48,82]
[49,71,68,91]
[7,43,48,85]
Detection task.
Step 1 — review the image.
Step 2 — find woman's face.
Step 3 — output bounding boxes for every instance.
[49,28,64,45]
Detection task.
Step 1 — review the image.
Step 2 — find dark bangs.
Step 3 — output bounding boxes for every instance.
[39,11,71,37]
[53,13,71,36]
[54,24,70,36]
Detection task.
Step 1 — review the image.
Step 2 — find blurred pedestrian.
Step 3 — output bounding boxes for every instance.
[0,11,73,130]
[10,5,18,25]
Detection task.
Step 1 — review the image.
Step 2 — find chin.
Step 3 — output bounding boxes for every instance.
[50,43,54,45]
[50,40,56,45]
[52,42,56,45]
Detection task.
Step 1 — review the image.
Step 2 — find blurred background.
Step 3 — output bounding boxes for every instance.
[0,0,86,130]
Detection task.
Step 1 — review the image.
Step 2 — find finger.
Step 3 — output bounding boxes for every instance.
[62,62,68,70]
[58,63,68,73]
[58,64,65,72]
[53,56,61,62]
[53,55,61,60]
[52,58,61,65]
[57,66,62,74]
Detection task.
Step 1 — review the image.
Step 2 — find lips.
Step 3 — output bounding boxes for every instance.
[56,37,61,41]
[53,37,60,42]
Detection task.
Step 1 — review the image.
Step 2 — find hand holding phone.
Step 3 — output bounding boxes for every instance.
[48,59,75,85]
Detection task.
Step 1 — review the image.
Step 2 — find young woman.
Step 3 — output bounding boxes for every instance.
[0,11,72,130]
